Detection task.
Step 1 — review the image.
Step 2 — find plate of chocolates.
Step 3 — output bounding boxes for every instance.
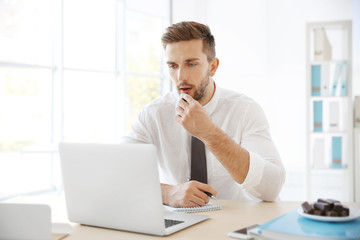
[298,198,360,222]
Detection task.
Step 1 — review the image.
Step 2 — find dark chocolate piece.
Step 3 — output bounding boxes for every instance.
[314,202,331,211]
[314,210,323,216]
[333,202,343,212]
[318,198,334,208]
[342,207,350,216]
[301,201,314,214]
[325,211,338,217]
[326,198,341,203]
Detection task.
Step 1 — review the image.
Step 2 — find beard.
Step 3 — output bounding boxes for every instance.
[177,69,210,102]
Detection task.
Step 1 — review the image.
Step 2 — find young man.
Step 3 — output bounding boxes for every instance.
[122,21,285,208]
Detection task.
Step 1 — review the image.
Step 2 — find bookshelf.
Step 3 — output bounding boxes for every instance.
[306,21,353,202]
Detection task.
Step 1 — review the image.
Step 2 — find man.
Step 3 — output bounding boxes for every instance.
[122,21,285,208]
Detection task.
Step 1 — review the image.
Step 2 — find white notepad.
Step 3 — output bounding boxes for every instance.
[164,203,222,213]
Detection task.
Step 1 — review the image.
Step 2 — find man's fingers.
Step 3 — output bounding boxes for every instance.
[192,181,218,197]
[180,93,194,104]
[175,105,184,115]
[177,100,187,112]
[194,189,210,203]
[189,197,206,207]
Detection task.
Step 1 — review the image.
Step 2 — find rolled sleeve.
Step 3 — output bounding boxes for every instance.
[239,101,285,201]
[241,151,285,201]
[241,151,265,195]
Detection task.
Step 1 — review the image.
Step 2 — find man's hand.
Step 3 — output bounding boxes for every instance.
[175,93,215,139]
[161,181,217,208]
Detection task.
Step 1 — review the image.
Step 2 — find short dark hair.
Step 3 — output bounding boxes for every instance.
[161,21,216,62]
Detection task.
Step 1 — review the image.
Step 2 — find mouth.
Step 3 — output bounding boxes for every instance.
[179,87,192,94]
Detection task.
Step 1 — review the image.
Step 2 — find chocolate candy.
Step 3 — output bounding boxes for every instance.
[314,210,323,216]
[317,198,334,208]
[325,211,338,217]
[301,198,350,217]
[301,201,314,214]
[333,202,343,212]
[326,198,341,203]
[314,202,331,212]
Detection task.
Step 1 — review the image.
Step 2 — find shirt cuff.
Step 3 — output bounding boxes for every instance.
[241,151,265,189]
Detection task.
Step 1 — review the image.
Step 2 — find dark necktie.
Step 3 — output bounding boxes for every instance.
[191,136,207,184]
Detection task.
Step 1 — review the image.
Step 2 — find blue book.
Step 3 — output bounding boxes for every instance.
[340,62,348,96]
[255,209,360,240]
[332,136,342,168]
[311,65,321,96]
[331,63,342,96]
[313,101,323,132]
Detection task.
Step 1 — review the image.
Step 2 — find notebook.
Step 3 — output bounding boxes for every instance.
[59,143,210,236]
[249,209,360,240]
[164,202,222,213]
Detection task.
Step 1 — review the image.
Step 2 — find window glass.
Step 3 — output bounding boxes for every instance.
[126,76,161,129]
[63,70,116,142]
[0,67,52,196]
[126,11,163,74]
[0,154,53,196]
[0,0,53,65]
[63,0,116,71]
[0,67,52,152]
[126,0,169,18]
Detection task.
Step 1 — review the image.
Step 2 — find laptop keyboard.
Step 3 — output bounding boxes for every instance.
[165,219,184,228]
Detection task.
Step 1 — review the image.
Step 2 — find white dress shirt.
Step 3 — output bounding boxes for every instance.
[121,84,285,201]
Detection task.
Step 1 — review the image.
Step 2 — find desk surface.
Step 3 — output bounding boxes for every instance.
[6,197,360,240]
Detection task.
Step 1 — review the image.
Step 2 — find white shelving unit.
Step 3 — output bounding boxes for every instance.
[355,128,360,202]
[306,21,353,202]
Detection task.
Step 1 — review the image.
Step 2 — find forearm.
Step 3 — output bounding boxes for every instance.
[161,183,172,206]
[202,126,250,184]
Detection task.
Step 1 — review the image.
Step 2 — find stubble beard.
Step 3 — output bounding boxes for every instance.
[193,71,210,101]
[177,69,210,102]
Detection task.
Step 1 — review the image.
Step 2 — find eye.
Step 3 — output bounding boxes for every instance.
[168,64,177,69]
[188,63,197,67]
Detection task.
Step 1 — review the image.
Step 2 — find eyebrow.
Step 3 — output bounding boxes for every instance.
[166,58,201,65]
[184,58,200,62]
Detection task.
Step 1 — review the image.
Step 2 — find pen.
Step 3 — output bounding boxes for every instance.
[205,191,217,200]
[187,178,217,200]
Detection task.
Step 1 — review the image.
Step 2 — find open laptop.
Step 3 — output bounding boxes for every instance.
[58,143,209,236]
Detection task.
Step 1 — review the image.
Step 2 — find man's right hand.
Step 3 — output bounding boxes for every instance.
[161,181,217,208]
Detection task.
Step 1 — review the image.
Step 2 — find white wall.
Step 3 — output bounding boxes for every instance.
[353,0,360,202]
[172,0,353,200]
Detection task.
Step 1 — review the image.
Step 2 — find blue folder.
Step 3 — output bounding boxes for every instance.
[332,136,342,168]
[311,65,321,96]
[257,209,360,240]
[313,101,323,132]
[340,62,348,96]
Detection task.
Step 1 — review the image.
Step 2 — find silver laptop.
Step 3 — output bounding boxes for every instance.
[58,143,209,236]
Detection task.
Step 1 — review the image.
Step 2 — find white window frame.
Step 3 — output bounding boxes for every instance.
[0,0,170,200]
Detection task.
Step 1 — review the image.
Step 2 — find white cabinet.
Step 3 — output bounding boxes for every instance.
[306,21,353,202]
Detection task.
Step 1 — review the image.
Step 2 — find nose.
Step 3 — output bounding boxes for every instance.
[177,66,188,82]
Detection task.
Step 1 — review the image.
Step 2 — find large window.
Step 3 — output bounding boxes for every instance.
[0,0,170,199]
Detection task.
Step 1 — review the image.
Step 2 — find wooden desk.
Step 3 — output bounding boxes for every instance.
[67,200,298,240]
[6,197,360,240]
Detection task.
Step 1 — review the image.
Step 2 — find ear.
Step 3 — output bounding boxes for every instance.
[209,58,219,77]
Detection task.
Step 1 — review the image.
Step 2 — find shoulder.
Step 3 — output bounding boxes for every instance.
[143,91,177,110]
[217,87,260,110]
[137,91,177,120]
